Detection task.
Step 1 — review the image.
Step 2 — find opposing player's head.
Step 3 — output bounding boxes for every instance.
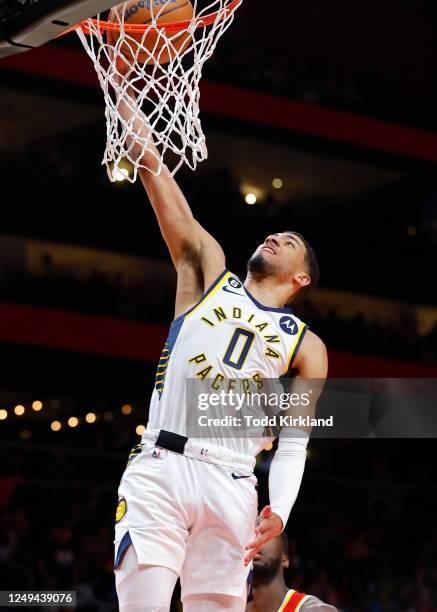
[247,232,319,303]
[252,532,290,579]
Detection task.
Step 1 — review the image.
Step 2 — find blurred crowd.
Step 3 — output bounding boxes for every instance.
[0,482,118,611]
[209,20,363,116]
[206,3,436,131]
[300,301,437,366]
[0,431,436,611]
[2,262,436,365]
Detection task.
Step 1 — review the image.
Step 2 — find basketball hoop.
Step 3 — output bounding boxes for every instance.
[63,0,242,182]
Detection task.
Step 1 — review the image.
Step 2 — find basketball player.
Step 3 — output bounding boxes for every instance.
[111,85,328,612]
[246,535,338,612]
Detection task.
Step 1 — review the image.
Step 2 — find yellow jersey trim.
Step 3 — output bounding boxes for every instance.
[284,323,308,373]
[184,271,232,320]
[278,589,294,612]
[277,590,311,612]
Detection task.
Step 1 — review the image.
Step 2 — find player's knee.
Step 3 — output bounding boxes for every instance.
[183,593,245,611]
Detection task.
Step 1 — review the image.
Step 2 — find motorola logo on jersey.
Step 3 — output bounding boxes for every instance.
[279,315,299,335]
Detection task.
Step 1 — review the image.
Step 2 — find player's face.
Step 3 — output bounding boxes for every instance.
[252,537,288,577]
[248,232,308,283]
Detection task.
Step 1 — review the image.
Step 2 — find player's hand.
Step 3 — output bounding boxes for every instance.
[243,505,283,566]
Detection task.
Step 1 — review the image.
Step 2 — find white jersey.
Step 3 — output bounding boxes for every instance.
[144,270,308,457]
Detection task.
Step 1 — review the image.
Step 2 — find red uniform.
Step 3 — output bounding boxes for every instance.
[278,589,311,611]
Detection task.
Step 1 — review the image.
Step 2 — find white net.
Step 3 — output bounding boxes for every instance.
[75,0,241,182]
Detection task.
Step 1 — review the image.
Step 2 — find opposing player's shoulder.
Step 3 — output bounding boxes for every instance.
[303,595,339,612]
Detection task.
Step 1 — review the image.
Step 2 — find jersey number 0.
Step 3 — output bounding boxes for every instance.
[223,328,255,370]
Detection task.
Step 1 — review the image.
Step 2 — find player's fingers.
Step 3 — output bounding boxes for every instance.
[249,528,262,544]
[252,521,278,544]
[244,553,255,566]
[255,506,270,535]
[250,519,271,543]
[260,505,272,518]
[243,531,274,565]
[255,519,270,536]
[245,532,263,550]
[254,522,265,536]
[244,544,261,565]
[245,522,272,550]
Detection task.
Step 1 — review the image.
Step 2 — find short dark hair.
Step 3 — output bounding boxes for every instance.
[287,231,320,303]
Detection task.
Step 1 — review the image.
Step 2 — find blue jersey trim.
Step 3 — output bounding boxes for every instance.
[246,567,254,603]
[155,324,184,397]
[156,269,229,397]
[243,287,294,314]
[114,530,132,569]
[288,324,308,369]
[167,315,185,351]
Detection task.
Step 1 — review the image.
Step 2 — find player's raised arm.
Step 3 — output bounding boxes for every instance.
[139,164,225,281]
[116,89,225,315]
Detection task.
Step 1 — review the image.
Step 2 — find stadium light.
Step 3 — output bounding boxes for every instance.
[121,404,133,415]
[136,424,145,436]
[86,412,97,423]
[114,167,130,182]
[51,420,61,431]
[0,409,7,420]
[272,177,283,189]
[14,405,25,416]
[32,400,43,411]
[245,193,257,205]
[68,416,79,428]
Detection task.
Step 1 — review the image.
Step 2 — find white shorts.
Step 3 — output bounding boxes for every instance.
[114,435,258,600]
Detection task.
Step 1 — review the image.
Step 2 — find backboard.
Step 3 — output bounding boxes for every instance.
[0,0,118,57]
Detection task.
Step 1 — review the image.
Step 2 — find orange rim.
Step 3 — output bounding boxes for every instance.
[59,0,241,37]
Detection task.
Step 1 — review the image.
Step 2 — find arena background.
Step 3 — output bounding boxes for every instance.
[0,1,437,610]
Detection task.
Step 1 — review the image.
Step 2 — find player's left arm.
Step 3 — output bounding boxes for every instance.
[244,331,328,565]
